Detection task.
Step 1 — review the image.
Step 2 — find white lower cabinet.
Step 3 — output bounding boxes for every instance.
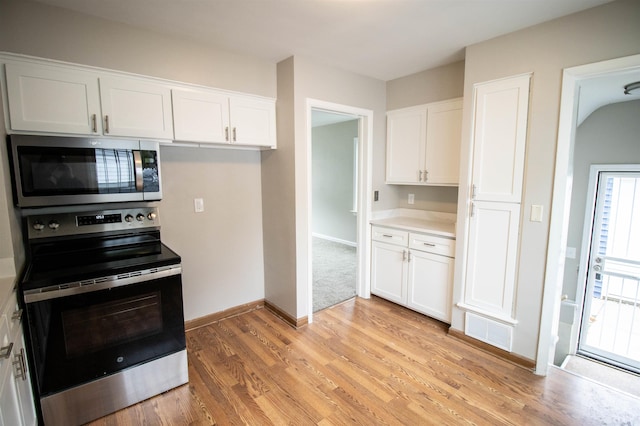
[371,226,455,323]
[371,241,407,305]
[0,290,36,426]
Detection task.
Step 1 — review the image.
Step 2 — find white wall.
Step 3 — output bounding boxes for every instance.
[452,0,640,361]
[312,120,358,244]
[0,0,276,320]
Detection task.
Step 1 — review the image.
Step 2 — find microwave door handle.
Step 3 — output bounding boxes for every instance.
[133,151,144,191]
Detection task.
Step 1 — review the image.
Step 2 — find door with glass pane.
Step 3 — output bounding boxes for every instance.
[578,169,640,373]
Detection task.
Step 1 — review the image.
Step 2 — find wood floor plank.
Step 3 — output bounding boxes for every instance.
[86,297,640,425]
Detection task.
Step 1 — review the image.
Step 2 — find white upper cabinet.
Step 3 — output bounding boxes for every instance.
[99,77,173,139]
[425,100,462,185]
[386,105,426,184]
[386,98,462,186]
[229,96,276,148]
[2,55,276,149]
[5,62,173,139]
[5,62,102,135]
[172,90,276,148]
[471,75,530,203]
[172,89,230,144]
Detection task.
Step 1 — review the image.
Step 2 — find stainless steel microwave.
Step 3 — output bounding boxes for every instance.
[7,135,162,208]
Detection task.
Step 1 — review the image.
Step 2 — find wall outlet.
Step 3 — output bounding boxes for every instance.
[194,198,204,213]
[374,190,379,202]
[408,193,415,205]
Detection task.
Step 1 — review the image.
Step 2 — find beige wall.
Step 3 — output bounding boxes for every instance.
[452,0,640,360]
[385,60,465,214]
[0,0,276,97]
[262,56,386,320]
[0,0,276,320]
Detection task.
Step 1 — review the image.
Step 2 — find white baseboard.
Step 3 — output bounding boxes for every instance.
[312,233,356,247]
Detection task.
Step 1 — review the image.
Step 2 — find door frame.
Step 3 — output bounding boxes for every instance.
[305,99,374,324]
[537,53,640,375]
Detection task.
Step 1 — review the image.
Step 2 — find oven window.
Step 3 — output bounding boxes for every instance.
[62,292,163,358]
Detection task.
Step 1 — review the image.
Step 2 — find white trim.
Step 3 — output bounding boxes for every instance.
[312,233,357,248]
[306,99,374,324]
[537,54,640,375]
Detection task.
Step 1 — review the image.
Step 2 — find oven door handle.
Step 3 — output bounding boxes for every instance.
[23,265,182,303]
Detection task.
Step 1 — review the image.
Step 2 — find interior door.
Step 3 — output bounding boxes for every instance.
[578,169,640,373]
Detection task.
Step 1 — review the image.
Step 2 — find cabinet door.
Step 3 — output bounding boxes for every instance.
[385,106,425,184]
[172,89,230,144]
[407,250,454,323]
[229,97,276,147]
[371,241,407,305]
[471,74,530,203]
[5,62,102,135]
[424,99,462,185]
[99,77,173,139]
[12,335,36,426]
[464,201,520,319]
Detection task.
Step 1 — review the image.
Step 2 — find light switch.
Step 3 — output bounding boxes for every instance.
[530,204,543,222]
[566,247,577,259]
[194,198,204,213]
[408,193,415,205]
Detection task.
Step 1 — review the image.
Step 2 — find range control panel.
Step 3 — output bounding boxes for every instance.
[26,207,160,240]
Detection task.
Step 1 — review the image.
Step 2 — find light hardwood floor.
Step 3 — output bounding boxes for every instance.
[87,296,640,425]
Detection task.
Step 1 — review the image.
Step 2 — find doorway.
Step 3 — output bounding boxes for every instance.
[539,53,640,375]
[578,166,640,373]
[311,110,359,312]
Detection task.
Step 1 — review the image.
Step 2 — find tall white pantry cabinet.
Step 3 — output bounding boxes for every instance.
[461,74,531,352]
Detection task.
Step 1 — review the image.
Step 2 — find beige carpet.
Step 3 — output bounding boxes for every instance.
[562,355,640,398]
[312,237,357,312]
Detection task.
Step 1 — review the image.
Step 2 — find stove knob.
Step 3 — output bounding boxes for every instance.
[32,221,45,231]
[136,213,145,222]
[147,212,157,221]
[48,220,60,230]
[125,214,134,223]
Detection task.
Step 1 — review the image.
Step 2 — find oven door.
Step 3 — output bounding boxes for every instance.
[23,268,185,397]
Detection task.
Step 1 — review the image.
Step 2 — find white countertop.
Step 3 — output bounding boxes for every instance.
[370,209,456,238]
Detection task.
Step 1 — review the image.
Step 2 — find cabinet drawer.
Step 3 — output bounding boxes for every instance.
[409,233,455,257]
[372,226,408,246]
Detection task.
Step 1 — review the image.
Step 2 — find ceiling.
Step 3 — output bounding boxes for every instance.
[33,0,612,82]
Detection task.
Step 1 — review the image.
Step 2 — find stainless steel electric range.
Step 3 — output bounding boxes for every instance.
[18,206,187,425]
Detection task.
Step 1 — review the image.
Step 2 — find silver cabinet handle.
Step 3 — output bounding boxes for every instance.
[472,184,477,199]
[424,170,428,182]
[423,242,436,247]
[104,115,110,133]
[11,309,23,322]
[407,251,412,262]
[225,127,229,141]
[0,342,13,359]
[91,114,97,133]
[382,234,393,238]
[470,201,476,217]
[13,349,27,381]
[419,170,423,181]
[233,127,237,141]
[402,250,407,262]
